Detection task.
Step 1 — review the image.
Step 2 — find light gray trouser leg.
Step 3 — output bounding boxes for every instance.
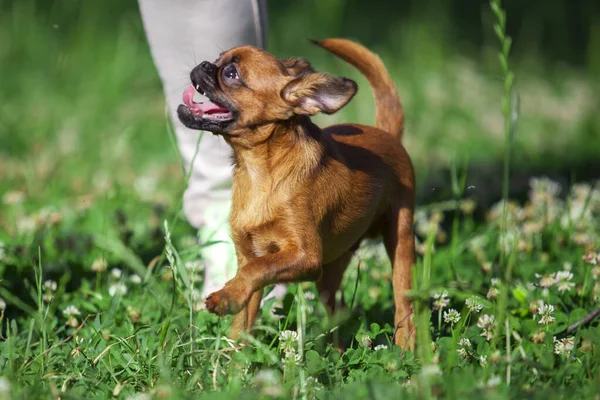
[138,0,267,228]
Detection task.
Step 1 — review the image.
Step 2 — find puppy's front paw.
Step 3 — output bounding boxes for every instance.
[205,287,244,316]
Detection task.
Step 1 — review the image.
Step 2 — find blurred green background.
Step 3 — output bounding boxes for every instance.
[0,0,599,246]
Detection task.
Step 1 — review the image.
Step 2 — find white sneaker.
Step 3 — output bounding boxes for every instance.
[197,200,237,299]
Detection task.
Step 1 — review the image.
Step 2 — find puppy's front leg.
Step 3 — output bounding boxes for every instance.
[205,248,321,316]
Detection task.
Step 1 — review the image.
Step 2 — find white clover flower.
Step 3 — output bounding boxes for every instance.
[432,290,450,311]
[304,291,316,301]
[360,335,373,348]
[386,358,400,372]
[490,350,501,364]
[480,355,487,366]
[490,278,501,286]
[529,300,544,314]
[468,235,488,252]
[133,174,157,199]
[477,314,495,329]
[43,280,57,292]
[305,376,321,385]
[281,350,302,364]
[536,273,556,288]
[368,287,382,301]
[529,177,561,201]
[537,303,555,325]
[477,314,496,341]
[522,221,542,235]
[184,260,204,273]
[488,199,520,223]
[63,305,81,327]
[129,274,142,284]
[91,257,108,272]
[0,297,6,311]
[290,351,302,362]
[443,309,461,325]
[583,251,598,266]
[486,287,500,299]
[16,215,36,235]
[554,336,574,355]
[498,229,519,254]
[466,296,484,313]
[457,338,472,359]
[279,330,299,354]
[279,330,298,343]
[531,329,545,343]
[108,282,128,297]
[111,268,123,279]
[554,271,575,292]
[305,376,323,395]
[42,280,57,303]
[374,344,388,351]
[63,305,81,317]
[591,266,600,280]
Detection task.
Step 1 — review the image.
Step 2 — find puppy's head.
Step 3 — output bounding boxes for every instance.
[177,46,357,145]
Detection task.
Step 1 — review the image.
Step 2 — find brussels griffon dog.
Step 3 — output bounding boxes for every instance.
[178,38,415,349]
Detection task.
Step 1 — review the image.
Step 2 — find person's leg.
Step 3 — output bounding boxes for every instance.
[138,0,267,227]
[138,0,269,296]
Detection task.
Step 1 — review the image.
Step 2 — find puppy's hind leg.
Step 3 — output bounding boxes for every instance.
[229,290,263,341]
[316,251,353,313]
[383,205,416,350]
[316,251,353,348]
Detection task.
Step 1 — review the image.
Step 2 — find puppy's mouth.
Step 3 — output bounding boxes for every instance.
[177,85,236,133]
[181,86,234,122]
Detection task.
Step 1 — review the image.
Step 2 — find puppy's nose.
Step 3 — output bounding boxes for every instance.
[190,61,217,91]
[200,61,216,74]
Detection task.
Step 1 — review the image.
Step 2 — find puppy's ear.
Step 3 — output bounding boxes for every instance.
[281,57,315,77]
[281,73,357,115]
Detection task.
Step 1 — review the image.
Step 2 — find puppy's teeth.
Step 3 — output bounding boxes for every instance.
[195,84,200,91]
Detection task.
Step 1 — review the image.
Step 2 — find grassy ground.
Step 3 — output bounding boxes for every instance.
[1,1,600,399]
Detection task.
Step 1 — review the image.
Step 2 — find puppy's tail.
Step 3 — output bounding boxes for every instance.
[312,38,404,140]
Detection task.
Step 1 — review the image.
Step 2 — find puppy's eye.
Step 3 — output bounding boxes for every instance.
[222,64,240,81]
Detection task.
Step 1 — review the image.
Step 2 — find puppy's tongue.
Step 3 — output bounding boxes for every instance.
[182,86,229,115]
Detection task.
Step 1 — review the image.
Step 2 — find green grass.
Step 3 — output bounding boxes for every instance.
[1,0,600,399]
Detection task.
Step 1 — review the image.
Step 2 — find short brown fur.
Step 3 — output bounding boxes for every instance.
[177,38,416,349]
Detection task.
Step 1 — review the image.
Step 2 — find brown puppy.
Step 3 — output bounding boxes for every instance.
[177,39,415,349]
